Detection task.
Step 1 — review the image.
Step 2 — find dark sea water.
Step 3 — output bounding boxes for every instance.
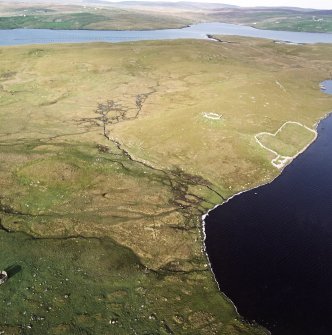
[1,22,332,46]
[205,81,332,335]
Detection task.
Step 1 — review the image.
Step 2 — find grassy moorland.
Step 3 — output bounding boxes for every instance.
[253,16,332,33]
[0,37,331,334]
[0,2,193,30]
[207,8,332,33]
[0,11,193,30]
[117,3,332,33]
[0,2,331,32]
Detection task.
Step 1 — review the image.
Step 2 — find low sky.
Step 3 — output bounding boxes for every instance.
[105,0,331,10]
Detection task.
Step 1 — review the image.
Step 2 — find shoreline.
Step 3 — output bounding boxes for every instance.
[201,98,332,334]
[1,22,332,48]
[0,24,192,32]
[0,21,331,35]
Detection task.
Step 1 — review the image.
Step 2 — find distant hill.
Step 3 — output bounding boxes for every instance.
[307,10,332,15]
[80,1,238,10]
[1,1,331,33]
[111,1,238,9]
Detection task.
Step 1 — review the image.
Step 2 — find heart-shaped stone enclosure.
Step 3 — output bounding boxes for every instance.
[255,121,317,169]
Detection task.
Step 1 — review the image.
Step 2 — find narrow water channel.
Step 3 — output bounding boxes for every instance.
[204,81,332,335]
[1,22,332,46]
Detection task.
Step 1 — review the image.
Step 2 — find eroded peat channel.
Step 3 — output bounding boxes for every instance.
[205,82,332,335]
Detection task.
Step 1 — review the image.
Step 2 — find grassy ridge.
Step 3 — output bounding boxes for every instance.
[0,7,193,30]
[0,12,107,30]
[206,9,332,33]
[255,18,332,34]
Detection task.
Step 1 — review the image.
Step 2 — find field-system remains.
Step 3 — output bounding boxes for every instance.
[0,36,331,334]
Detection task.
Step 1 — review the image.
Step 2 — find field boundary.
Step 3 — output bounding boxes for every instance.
[255,121,317,169]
